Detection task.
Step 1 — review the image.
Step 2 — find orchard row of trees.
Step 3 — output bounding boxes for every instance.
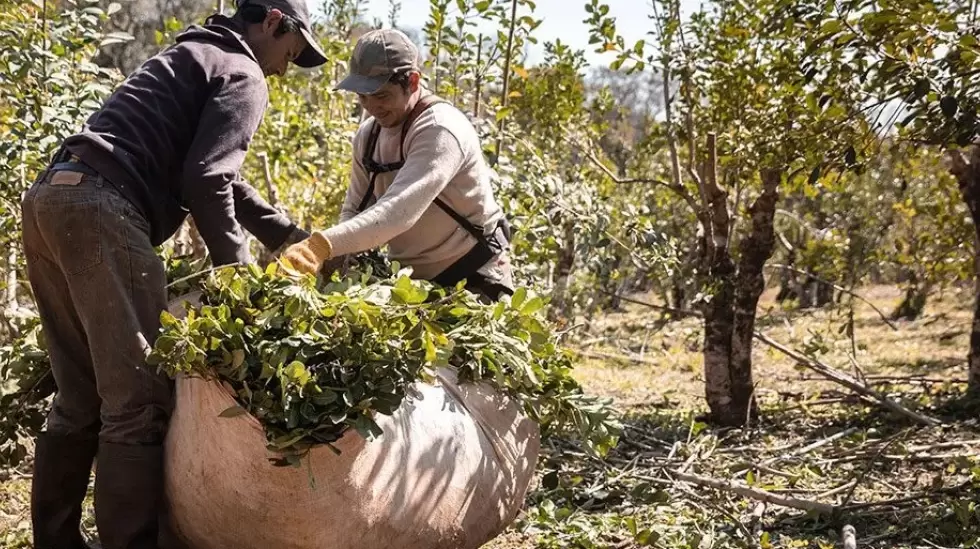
[2,0,979,442]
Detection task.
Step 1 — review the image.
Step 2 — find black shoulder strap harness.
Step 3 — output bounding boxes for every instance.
[356,94,512,299]
[356,94,483,240]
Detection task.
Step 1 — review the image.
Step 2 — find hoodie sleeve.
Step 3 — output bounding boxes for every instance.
[181,71,268,266]
[232,177,302,252]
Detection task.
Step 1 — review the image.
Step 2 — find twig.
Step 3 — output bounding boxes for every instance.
[575,349,661,366]
[797,375,968,385]
[678,484,756,544]
[753,332,941,426]
[861,376,968,385]
[906,439,980,452]
[922,540,959,549]
[839,430,911,508]
[256,152,281,210]
[764,264,898,330]
[817,480,858,500]
[621,437,664,454]
[842,525,857,549]
[720,440,801,455]
[728,462,802,486]
[747,502,766,542]
[761,427,859,467]
[606,454,643,484]
[578,336,608,347]
[578,139,703,218]
[473,33,483,117]
[493,0,518,161]
[679,447,700,474]
[622,425,675,450]
[556,322,587,340]
[659,469,837,515]
[773,397,854,412]
[842,480,972,511]
[596,290,703,318]
[820,452,978,465]
[165,263,245,290]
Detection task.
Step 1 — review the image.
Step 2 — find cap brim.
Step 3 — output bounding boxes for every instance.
[293,27,327,68]
[333,72,392,94]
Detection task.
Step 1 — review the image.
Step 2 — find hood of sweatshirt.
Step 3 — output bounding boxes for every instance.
[174,14,260,65]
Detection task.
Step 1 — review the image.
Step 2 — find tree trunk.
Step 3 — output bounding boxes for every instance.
[671,279,687,310]
[775,256,798,303]
[701,134,741,426]
[814,278,834,306]
[949,147,980,395]
[703,154,781,426]
[891,273,929,321]
[799,277,833,309]
[703,255,738,424]
[729,169,780,424]
[548,221,577,321]
[6,246,17,310]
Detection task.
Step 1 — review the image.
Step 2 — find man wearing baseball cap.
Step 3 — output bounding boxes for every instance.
[283,29,515,301]
[23,2,325,548]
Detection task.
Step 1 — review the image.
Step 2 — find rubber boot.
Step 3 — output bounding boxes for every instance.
[31,432,98,549]
[94,443,163,549]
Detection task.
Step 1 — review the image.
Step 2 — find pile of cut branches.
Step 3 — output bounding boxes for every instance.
[149,260,620,464]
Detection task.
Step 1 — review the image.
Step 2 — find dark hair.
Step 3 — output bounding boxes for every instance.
[236,2,301,37]
[389,70,415,92]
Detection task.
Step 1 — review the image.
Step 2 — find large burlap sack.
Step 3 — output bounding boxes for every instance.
[162,295,541,549]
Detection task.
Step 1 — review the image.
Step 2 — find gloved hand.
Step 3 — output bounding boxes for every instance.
[274,226,311,256]
[281,232,333,275]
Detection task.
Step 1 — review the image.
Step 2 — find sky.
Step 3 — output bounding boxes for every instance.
[309,0,703,68]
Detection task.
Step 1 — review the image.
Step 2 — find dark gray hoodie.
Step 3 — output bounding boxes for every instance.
[64,14,298,265]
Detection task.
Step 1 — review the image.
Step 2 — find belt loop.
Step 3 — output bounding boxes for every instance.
[35,168,50,188]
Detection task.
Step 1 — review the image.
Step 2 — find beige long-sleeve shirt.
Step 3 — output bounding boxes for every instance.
[318,98,508,281]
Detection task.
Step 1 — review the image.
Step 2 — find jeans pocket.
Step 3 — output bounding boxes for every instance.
[105,191,150,236]
[34,198,103,275]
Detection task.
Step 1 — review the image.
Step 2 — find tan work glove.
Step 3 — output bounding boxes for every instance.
[281,232,333,275]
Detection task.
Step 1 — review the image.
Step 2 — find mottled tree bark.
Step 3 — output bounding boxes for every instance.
[729,169,780,424]
[701,127,782,425]
[950,147,980,395]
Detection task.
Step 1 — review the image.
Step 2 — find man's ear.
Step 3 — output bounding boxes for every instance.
[263,8,284,34]
[409,71,421,93]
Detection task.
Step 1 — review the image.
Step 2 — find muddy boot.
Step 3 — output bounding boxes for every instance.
[31,432,98,549]
[94,443,163,549]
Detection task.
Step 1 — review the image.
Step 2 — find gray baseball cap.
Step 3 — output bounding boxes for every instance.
[237,0,327,68]
[336,29,421,94]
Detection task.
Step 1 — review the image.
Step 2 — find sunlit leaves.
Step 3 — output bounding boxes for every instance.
[149,260,620,464]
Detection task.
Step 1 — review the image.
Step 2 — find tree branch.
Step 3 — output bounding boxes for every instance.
[596,289,703,318]
[660,469,837,515]
[764,263,898,331]
[753,331,941,426]
[257,152,281,210]
[578,138,704,217]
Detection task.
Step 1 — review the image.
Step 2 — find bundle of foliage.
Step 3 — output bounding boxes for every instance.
[0,316,51,468]
[149,262,620,466]
[0,252,225,468]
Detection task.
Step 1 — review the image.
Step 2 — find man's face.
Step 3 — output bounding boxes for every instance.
[357,72,420,128]
[246,9,305,77]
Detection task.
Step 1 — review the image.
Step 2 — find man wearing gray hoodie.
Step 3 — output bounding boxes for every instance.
[20,1,326,548]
